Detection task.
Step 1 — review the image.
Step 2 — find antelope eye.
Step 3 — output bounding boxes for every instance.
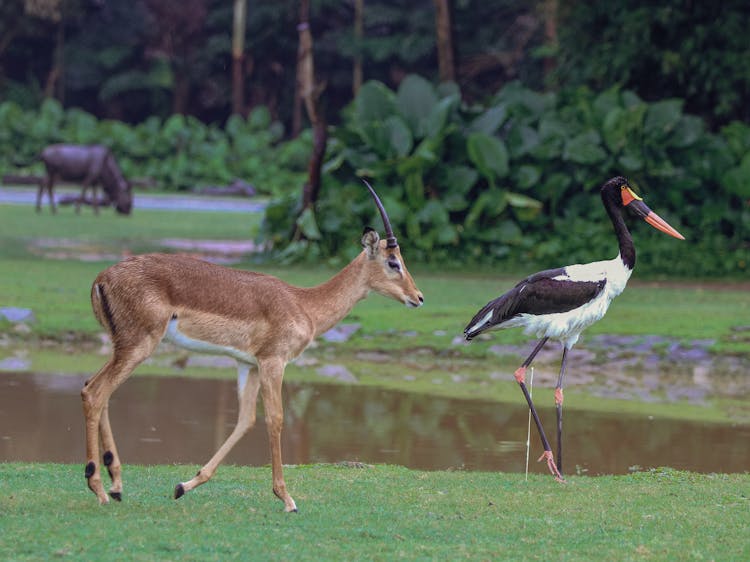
[387,258,401,271]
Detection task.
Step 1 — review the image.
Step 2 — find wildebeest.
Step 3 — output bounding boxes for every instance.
[36,144,133,215]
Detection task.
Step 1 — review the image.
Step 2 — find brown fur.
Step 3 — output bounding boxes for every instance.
[81,231,423,511]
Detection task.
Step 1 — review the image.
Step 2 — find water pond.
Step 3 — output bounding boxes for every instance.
[2,371,748,476]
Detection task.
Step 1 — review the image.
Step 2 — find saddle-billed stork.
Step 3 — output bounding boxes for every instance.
[464,176,684,480]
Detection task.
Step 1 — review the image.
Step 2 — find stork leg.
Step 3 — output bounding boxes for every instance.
[554,347,570,476]
[513,338,563,481]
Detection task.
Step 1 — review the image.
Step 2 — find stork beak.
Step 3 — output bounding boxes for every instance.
[624,191,685,240]
[642,209,685,240]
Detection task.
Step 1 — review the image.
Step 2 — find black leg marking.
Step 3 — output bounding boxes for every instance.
[174,483,185,499]
[103,451,115,479]
[97,283,117,336]
[85,462,96,479]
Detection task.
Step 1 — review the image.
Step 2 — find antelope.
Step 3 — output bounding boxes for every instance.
[81,181,423,512]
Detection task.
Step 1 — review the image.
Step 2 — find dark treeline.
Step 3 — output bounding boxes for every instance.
[2,0,748,131]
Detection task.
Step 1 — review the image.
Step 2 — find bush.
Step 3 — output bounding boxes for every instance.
[262,77,749,276]
[0,100,309,196]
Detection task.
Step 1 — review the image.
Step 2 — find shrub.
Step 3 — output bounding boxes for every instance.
[262,77,748,276]
[0,100,309,196]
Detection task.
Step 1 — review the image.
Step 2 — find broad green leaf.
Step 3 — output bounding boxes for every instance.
[721,153,750,197]
[425,96,457,138]
[507,124,539,157]
[514,165,542,189]
[506,191,542,209]
[466,132,509,181]
[441,165,478,194]
[563,130,607,164]
[469,105,507,135]
[296,207,322,240]
[396,74,438,138]
[669,115,704,148]
[385,115,413,157]
[247,106,272,131]
[356,81,396,123]
[644,99,683,136]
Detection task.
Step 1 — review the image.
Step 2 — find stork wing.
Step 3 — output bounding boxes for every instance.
[464,268,606,339]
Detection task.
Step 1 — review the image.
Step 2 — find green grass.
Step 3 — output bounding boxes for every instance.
[1,463,748,561]
[0,202,260,248]
[2,201,748,347]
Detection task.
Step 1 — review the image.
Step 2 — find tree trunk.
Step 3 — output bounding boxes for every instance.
[44,17,64,100]
[291,0,310,137]
[352,0,364,96]
[433,0,455,83]
[542,0,558,82]
[292,0,328,241]
[231,0,247,115]
[172,72,190,114]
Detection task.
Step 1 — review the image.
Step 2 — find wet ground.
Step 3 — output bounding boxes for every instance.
[2,371,749,475]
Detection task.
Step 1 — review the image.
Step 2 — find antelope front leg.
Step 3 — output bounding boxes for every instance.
[175,363,260,499]
[81,369,111,504]
[259,358,297,513]
[99,402,123,501]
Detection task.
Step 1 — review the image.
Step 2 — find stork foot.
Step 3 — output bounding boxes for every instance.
[538,450,565,482]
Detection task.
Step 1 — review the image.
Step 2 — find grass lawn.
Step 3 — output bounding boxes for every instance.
[0,463,748,561]
[1,203,749,348]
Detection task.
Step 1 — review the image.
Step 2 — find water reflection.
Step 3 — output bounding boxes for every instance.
[1,371,748,475]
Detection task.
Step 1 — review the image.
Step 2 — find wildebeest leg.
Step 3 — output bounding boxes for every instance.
[77,178,89,214]
[47,173,57,214]
[36,177,45,213]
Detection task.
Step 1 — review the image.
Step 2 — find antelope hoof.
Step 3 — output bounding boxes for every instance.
[174,483,186,499]
[109,491,122,502]
[284,498,298,513]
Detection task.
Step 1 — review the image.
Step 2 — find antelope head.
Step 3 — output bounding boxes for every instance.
[361,180,424,308]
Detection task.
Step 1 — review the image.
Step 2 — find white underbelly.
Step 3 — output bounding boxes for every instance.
[163,318,257,365]
[512,293,613,347]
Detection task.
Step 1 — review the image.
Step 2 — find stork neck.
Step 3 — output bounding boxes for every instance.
[605,200,636,270]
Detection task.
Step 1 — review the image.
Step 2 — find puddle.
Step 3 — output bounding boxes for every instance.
[1,371,749,475]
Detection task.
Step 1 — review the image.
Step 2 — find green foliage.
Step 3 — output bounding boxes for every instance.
[0,100,308,195]
[556,0,750,127]
[262,77,749,276]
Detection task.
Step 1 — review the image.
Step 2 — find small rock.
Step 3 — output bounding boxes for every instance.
[316,364,358,383]
[0,307,36,324]
[0,357,31,371]
[322,323,361,343]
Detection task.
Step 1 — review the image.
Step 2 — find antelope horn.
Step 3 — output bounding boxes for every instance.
[362,179,398,248]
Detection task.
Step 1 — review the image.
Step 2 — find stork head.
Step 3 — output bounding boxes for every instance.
[601,176,685,240]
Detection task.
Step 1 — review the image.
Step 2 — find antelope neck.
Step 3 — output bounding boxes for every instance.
[296,252,371,337]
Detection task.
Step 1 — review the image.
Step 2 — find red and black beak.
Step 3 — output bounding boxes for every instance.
[621,187,685,240]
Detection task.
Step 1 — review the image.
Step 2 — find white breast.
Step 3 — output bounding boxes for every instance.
[518,255,632,348]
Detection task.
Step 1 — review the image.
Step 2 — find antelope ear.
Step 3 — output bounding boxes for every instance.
[361,227,380,259]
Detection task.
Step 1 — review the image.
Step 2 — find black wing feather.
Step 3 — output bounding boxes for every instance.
[464,268,606,339]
